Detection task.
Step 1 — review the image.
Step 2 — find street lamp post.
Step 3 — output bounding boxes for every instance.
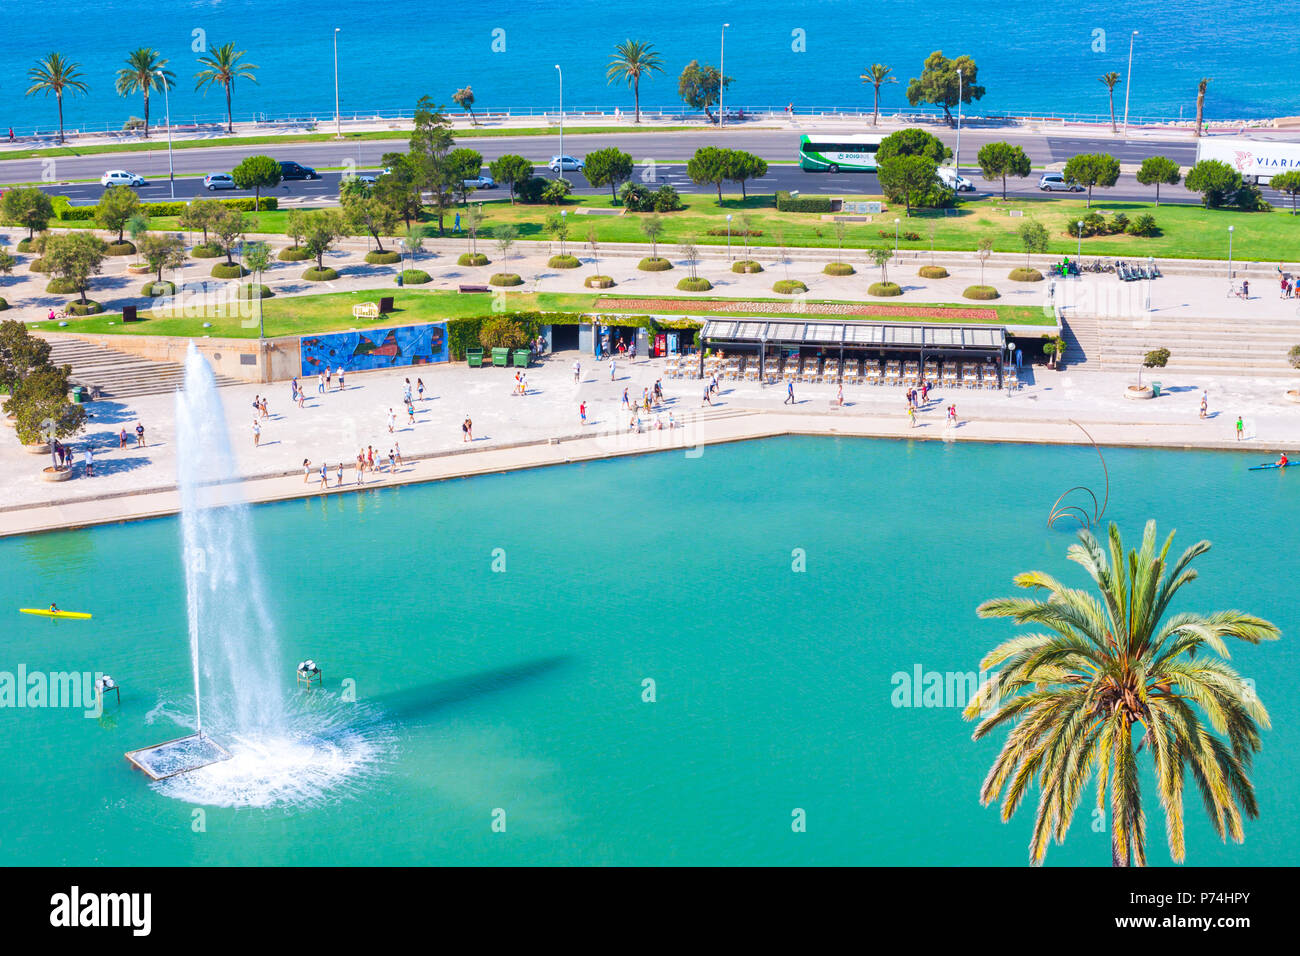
[1077,220,1084,258]
[719,24,729,129]
[894,217,900,253]
[333,28,342,139]
[954,68,963,175]
[560,209,567,257]
[726,213,733,260]
[1227,225,1235,293]
[1122,30,1139,136]
[554,64,563,179]
[157,70,174,200]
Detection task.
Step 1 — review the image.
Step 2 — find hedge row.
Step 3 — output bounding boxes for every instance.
[446,311,701,361]
[775,190,833,213]
[52,195,278,221]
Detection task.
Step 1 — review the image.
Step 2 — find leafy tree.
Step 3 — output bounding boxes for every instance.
[447,147,484,207]
[230,154,282,209]
[243,240,272,334]
[464,205,484,256]
[25,52,89,145]
[724,150,768,199]
[1139,347,1170,389]
[1099,72,1121,134]
[977,235,994,285]
[1184,159,1241,208]
[301,209,346,270]
[607,40,664,124]
[977,141,1031,200]
[677,60,732,124]
[641,214,665,259]
[452,85,476,124]
[584,147,635,201]
[10,362,84,450]
[966,520,1278,866]
[138,233,186,283]
[408,96,458,235]
[179,198,221,244]
[341,179,399,252]
[115,48,173,138]
[860,63,897,126]
[209,205,250,265]
[1269,170,1300,215]
[96,184,141,242]
[1017,219,1049,267]
[376,152,423,226]
[494,223,518,267]
[488,153,535,205]
[905,50,984,126]
[0,319,52,396]
[877,127,950,165]
[1194,77,1210,138]
[1062,152,1120,207]
[1,187,55,239]
[545,211,570,257]
[43,231,107,305]
[479,317,529,350]
[194,42,258,134]
[1136,156,1182,207]
[877,154,939,216]
[0,250,14,282]
[586,223,601,277]
[869,246,893,283]
[686,146,730,204]
[284,208,307,249]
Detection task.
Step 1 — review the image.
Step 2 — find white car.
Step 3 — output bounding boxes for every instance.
[547,155,584,173]
[1039,172,1085,193]
[203,173,236,191]
[101,170,144,187]
[463,174,497,189]
[937,167,975,192]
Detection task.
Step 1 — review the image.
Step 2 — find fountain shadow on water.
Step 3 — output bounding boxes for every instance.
[370,655,573,723]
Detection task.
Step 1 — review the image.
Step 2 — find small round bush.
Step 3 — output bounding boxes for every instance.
[676,276,713,292]
[1009,267,1043,282]
[365,250,401,264]
[210,262,248,279]
[638,257,673,272]
[732,260,763,274]
[278,246,312,261]
[868,282,903,297]
[106,240,136,256]
[585,275,616,288]
[823,262,855,276]
[773,279,808,294]
[235,283,273,299]
[142,280,176,296]
[458,252,490,266]
[0,297,8,311]
[67,300,103,316]
[45,278,78,294]
[303,267,340,281]
[918,265,949,279]
[963,285,1000,300]
[489,273,523,287]
[548,254,581,269]
[28,258,49,273]
[401,269,431,284]
[16,238,34,253]
[191,242,223,258]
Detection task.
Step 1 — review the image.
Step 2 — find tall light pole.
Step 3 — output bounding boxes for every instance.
[554,64,563,179]
[894,217,900,253]
[1227,225,1235,292]
[719,24,729,130]
[954,68,963,175]
[1122,30,1139,136]
[1077,220,1084,258]
[726,213,732,259]
[157,70,174,200]
[333,28,342,139]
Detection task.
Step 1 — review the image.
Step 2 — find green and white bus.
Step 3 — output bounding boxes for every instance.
[798,134,884,172]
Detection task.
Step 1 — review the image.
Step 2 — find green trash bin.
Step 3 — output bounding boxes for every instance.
[1152,382,1161,397]
[70,386,85,404]
[512,348,529,368]
[466,348,484,368]
[491,347,510,367]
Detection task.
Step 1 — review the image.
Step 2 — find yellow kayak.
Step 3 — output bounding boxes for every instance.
[19,608,92,620]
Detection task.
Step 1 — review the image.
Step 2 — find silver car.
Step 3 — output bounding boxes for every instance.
[1039,172,1085,192]
[204,173,236,191]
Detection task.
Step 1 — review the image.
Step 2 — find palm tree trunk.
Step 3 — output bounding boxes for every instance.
[634,76,641,124]
[1109,90,1116,134]
[57,92,64,145]
[225,83,233,134]
[143,88,150,138]
[1002,173,1008,201]
[873,87,880,127]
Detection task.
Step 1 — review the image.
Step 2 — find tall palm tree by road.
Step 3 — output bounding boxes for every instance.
[1195,77,1211,138]
[606,40,663,125]
[860,64,896,126]
[115,48,174,139]
[1099,72,1121,134]
[194,42,259,134]
[25,53,89,145]
[965,520,1279,866]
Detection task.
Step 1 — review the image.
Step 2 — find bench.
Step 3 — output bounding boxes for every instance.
[458,284,490,294]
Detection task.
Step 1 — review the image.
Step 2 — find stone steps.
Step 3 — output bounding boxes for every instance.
[41,337,243,399]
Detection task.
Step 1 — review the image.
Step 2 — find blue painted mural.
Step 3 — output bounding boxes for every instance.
[300,322,448,376]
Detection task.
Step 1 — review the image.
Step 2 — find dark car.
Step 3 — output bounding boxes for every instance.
[278,161,319,181]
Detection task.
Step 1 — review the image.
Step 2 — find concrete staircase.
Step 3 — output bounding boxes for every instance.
[41,337,243,399]
[1092,312,1300,376]
[1060,312,1101,367]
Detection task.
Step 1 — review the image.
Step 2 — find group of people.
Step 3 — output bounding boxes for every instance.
[52,421,147,478]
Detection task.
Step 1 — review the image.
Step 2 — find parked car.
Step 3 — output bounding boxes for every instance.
[937,167,975,192]
[547,155,584,173]
[354,173,378,186]
[101,170,145,187]
[203,173,236,191]
[278,161,319,180]
[463,174,497,189]
[1039,172,1085,192]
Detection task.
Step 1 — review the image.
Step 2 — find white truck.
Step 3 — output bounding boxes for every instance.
[1193,138,1300,185]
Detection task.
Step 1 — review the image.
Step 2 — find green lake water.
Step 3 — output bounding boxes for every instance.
[1,436,1295,866]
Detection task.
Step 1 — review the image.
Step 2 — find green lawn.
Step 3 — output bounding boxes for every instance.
[24,289,1051,339]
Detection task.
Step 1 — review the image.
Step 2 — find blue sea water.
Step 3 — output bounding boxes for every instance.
[0,1,1294,135]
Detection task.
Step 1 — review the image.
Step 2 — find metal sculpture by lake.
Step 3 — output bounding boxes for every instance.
[1046,420,1109,530]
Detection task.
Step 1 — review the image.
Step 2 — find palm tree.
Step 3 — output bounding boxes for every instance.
[1195,77,1211,138]
[1099,72,1121,134]
[25,53,89,145]
[606,40,663,125]
[115,48,174,139]
[860,64,897,127]
[965,520,1279,866]
[194,42,259,134]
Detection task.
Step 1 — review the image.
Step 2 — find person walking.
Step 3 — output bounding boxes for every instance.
[135,422,145,447]
[622,387,630,409]
[1242,279,1250,299]
[260,397,269,419]
[394,442,403,467]
[463,417,473,441]
[252,420,261,447]
[407,400,416,424]
[388,449,397,473]
[325,367,332,390]
[417,378,425,402]
[119,427,128,449]
[387,408,396,433]
[318,371,326,394]
[573,360,581,383]
[297,388,305,409]
[367,446,376,472]
[336,461,344,486]
[303,458,312,483]
[837,383,844,406]
[356,451,366,484]
[337,366,345,390]
[702,385,712,406]
[908,405,916,428]
[83,448,94,477]
[320,461,329,487]
[610,360,616,382]
[1200,392,1208,419]
[1236,416,1244,440]
[579,401,587,425]
[784,381,795,405]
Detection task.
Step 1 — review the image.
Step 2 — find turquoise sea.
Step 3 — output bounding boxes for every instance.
[0,1,1295,134]
[0,436,1295,866]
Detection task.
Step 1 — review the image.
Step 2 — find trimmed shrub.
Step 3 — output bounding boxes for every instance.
[1109,212,1129,234]
[365,250,401,264]
[401,269,431,284]
[67,300,103,315]
[45,278,78,293]
[775,190,832,213]
[653,184,683,212]
[210,262,248,279]
[191,242,223,258]
[732,260,763,273]
[585,275,615,288]
[142,280,177,296]
[278,246,311,261]
[548,254,581,269]
[823,262,855,276]
[489,273,523,286]
[303,267,340,281]
[676,276,713,291]
[620,182,652,211]
[458,252,489,266]
[638,257,673,271]
[541,178,572,204]
[1009,267,1044,282]
[51,195,277,221]
[1127,214,1159,237]
[918,265,949,279]
[963,285,1000,300]
[0,297,8,311]
[16,238,34,253]
[773,279,808,294]
[235,283,273,299]
[869,282,903,297]
[106,240,136,256]
[28,258,50,273]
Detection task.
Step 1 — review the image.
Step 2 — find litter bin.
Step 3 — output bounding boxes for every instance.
[70,386,85,404]
[1152,382,1161,397]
